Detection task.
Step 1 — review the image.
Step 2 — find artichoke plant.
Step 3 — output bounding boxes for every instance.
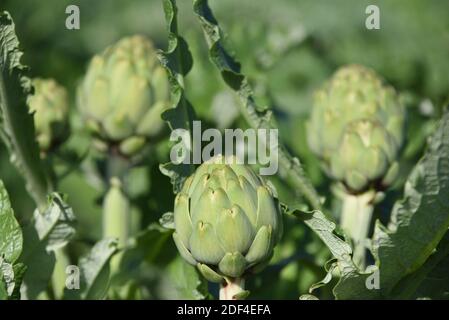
[27,78,70,153]
[77,35,170,157]
[307,65,406,267]
[307,64,405,193]
[173,155,282,299]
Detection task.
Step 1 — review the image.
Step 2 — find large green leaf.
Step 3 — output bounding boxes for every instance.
[0,11,49,208]
[392,234,449,299]
[373,109,449,295]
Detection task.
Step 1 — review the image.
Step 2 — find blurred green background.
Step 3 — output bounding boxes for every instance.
[1,0,448,299]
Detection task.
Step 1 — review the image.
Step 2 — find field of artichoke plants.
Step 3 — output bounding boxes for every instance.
[1,0,448,301]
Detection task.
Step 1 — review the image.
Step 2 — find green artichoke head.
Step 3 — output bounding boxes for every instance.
[307,65,405,193]
[77,35,170,157]
[28,78,70,153]
[173,155,283,282]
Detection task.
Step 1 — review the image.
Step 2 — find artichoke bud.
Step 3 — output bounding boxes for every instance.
[307,65,405,193]
[173,155,283,282]
[27,78,70,153]
[77,35,170,157]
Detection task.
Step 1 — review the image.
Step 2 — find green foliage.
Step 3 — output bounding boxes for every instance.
[0,180,26,300]
[158,0,196,193]
[373,110,449,297]
[0,0,448,301]
[0,11,49,208]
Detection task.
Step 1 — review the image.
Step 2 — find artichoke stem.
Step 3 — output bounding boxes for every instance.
[340,191,375,269]
[106,151,129,181]
[219,278,245,300]
[102,176,130,274]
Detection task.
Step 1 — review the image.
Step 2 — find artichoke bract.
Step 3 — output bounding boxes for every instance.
[77,35,170,157]
[173,155,282,282]
[307,65,405,193]
[28,78,70,153]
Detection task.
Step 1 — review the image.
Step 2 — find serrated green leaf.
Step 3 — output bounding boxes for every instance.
[293,210,352,264]
[158,0,196,193]
[287,206,378,299]
[373,110,449,295]
[0,11,49,208]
